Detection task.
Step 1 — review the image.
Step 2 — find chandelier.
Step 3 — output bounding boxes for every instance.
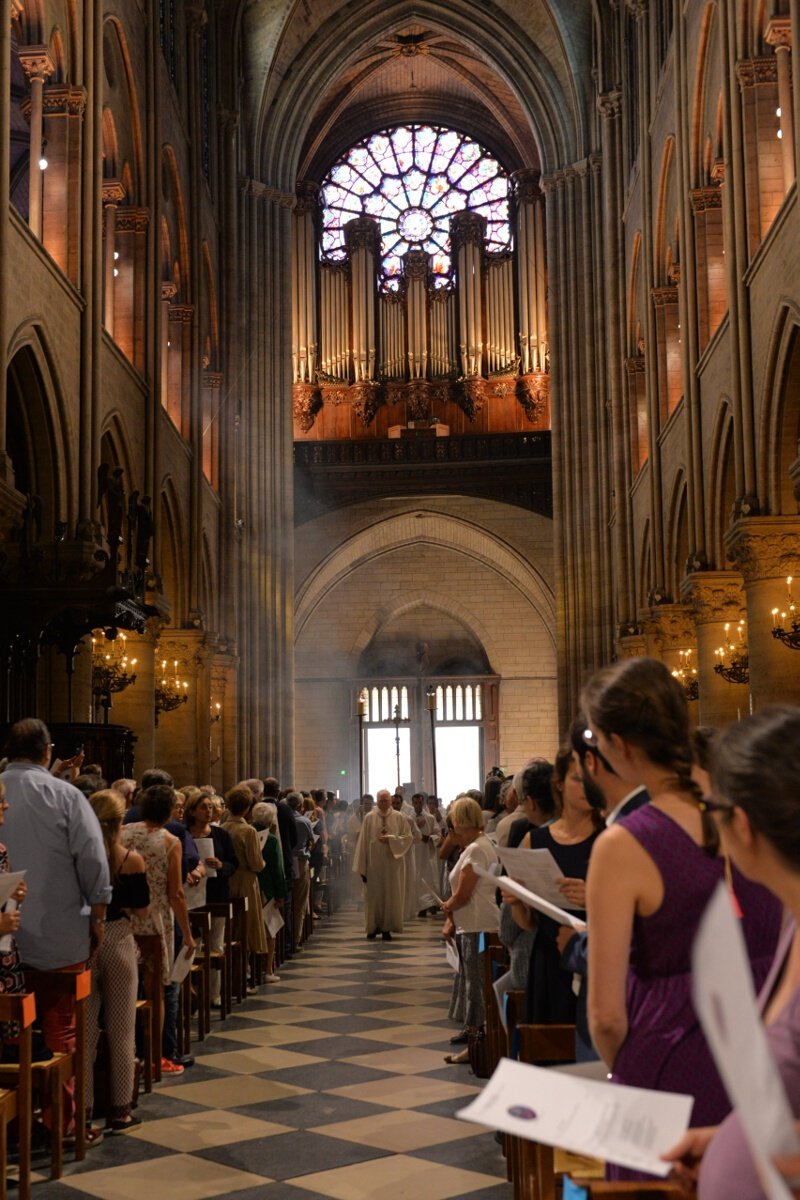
[771,576,800,651]
[92,631,138,723]
[672,649,699,701]
[713,620,749,685]
[154,658,189,724]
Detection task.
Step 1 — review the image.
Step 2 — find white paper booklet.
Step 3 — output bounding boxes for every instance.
[693,883,800,1200]
[497,846,580,910]
[458,1057,693,1177]
[472,863,585,931]
[257,828,270,849]
[445,937,459,972]
[169,946,196,984]
[185,876,207,910]
[0,871,25,909]
[194,837,217,877]
[262,898,284,937]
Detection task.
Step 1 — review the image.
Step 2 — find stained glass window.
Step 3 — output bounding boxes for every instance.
[320,125,511,291]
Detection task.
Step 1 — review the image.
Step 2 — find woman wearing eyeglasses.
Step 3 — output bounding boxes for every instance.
[662,705,800,1199]
[583,657,781,1180]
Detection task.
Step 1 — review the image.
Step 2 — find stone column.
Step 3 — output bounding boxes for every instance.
[102,179,126,336]
[765,19,795,194]
[0,1,14,483]
[637,602,699,718]
[725,517,800,708]
[114,206,149,369]
[291,180,319,384]
[18,46,54,240]
[42,83,86,283]
[681,571,748,728]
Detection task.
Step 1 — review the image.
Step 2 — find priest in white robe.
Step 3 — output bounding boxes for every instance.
[409,793,440,915]
[353,789,413,940]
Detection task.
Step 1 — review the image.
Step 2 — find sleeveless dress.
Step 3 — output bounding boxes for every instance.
[120,823,174,983]
[699,921,799,1200]
[524,825,601,1026]
[608,804,782,1181]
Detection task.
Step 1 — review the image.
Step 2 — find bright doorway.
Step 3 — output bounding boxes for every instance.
[366,726,411,796]
[434,725,482,807]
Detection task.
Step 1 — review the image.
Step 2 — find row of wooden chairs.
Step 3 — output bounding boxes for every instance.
[479,939,683,1200]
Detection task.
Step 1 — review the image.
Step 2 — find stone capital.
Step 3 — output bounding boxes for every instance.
[18,45,55,83]
[651,285,678,308]
[690,185,722,213]
[240,176,295,208]
[680,570,745,623]
[42,83,86,115]
[169,304,195,324]
[764,18,792,50]
[116,207,150,234]
[724,516,800,583]
[102,178,127,205]
[295,179,321,216]
[161,280,178,302]
[626,0,647,19]
[637,602,696,652]
[710,158,726,184]
[736,56,778,88]
[597,90,622,120]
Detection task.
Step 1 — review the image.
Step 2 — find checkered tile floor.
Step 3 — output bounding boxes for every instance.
[33,905,510,1199]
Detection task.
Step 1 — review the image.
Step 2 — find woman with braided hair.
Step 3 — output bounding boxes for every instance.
[582,657,781,1181]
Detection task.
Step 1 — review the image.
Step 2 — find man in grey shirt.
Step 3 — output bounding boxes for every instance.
[2,717,111,1137]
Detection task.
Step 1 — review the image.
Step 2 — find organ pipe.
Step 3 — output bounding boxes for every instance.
[452,210,485,377]
[291,183,319,383]
[405,250,428,379]
[514,168,548,374]
[345,216,379,382]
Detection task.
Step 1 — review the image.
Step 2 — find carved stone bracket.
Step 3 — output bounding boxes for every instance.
[161,281,178,302]
[295,179,321,217]
[18,45,55,83]
[597,90,622,120]
[102,178,127,206]
[690,185,723,213]
[292,383,322,432]
[724,517,800,582]
[680,570,745,623]
[406,379,431,421]
[351,381,382,427]
[319,383,348,407]
[765,18,792,49]
[736,57,778,88]
[116,207,150,234]
[517,373,549,423]
[43,84,86,116]
[511,168,542,204]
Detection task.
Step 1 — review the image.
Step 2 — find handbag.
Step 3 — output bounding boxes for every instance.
[467,1025,491,1079]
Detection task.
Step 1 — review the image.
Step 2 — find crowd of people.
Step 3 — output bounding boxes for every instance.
[0,663,799,1199]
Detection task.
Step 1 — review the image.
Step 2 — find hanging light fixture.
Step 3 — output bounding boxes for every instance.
[714,620,749,685]
[771,576,800,650]
[672,649,699,701]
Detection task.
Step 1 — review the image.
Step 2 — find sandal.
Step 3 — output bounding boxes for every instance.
[110,1115,142,1132]
[444,1049,470,1065]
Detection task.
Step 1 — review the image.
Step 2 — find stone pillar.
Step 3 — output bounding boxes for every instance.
[0,0,13,483]
[681,571,748,728]
[109,627,158,772]
[42,83,86,283]
[115,206,149,369]
[102,179,126,336]
[765,19,795,194]
[637,602,699,718]
[18,46,54,240]
[725,517,800,708]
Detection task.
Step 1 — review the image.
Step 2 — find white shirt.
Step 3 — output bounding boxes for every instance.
[449,834,500,934]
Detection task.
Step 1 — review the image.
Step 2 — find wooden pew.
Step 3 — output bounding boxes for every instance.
[0,991,35,1200]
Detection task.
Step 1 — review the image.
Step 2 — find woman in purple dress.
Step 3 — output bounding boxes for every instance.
[662,705,800,1200]
[582,658,782,1181]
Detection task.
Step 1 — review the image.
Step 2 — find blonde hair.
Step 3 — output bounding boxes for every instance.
[90,789,125,863]
[449,796,485,831]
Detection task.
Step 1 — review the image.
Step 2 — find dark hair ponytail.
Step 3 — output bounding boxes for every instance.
[581,657,718,853]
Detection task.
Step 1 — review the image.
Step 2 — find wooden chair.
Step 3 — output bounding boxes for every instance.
[509,1023,577,1200]
[228,896,248,1000]
[0,967,91,1183]
[183,910,211,1046]
[0,991,35,1200]
[482,941,509,1075]
[199,902,233,1017]
[583,1186,686,1198]
[134,934,163,1083]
